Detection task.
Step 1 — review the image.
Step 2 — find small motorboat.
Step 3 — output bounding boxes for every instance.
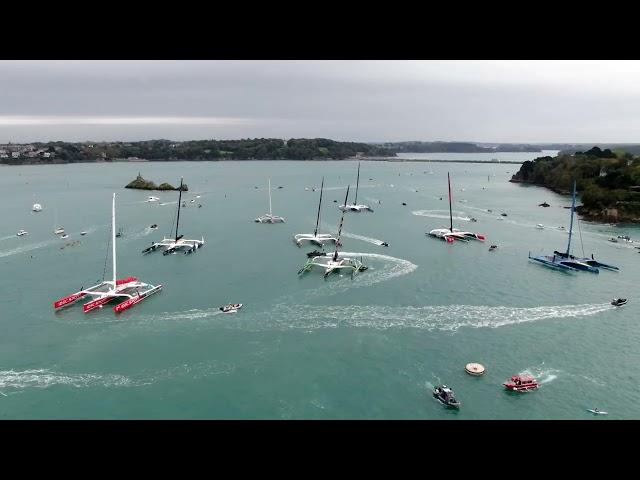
[538,202,550,207]
[198,204,202,208]
[190,199,195,203]
[115,228,123,238]
[489,245,497,251]
[469,218,477,222]
[558,226,566,231]
[150,224,158,229]
[487,209,492,213]
[147,196,160,202]
[617,235,631,241]
[402,202,407,206]
[17,229,29,236]
[536,224,544,229]
[503,374,539,392]
[277,186,284,189]
[60,234,69,239]
[80,231,87,236]
[433,385,460,408]
[306,250,327,258]
[608,237,618,243]
[381,242,389,247]
[220,303,243,313]
[587,408,608,415]
[54,227,65,235]
[501,213,507,217]
[32,203,42,212]
[611,298,627,307]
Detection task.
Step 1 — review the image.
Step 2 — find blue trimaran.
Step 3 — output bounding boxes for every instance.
[528,180,619,273]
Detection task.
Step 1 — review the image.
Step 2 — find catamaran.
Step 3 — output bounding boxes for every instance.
[294,176,338,247]
[53,193,162,314]
[298,185,367,278]
[427,172,486,243]
[254,178,285,223]
[528,180,618,272]
[141,178,204,255]
[339,162,373,212]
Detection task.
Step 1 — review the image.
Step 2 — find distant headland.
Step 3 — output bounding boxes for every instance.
[125,174,188,191]
[510,146,640,223]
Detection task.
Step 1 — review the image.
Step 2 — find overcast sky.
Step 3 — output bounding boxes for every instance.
[1,60,640,144]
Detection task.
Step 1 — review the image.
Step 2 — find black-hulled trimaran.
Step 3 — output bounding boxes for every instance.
[339,162,373,212]
[298,185,366,278]
[53,193,162,314]
[294,176,338,246]
[428,172,485,243]
[142,178,204,255]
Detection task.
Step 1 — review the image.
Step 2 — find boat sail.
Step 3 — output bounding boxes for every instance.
[294,176,338,246]
[142,178,204,255]
[427,172,485,243]
[529,180,619,272]
[53,193,162,314]
[339,162,373,212]
[298,185,366,278]
[255,178,285,223]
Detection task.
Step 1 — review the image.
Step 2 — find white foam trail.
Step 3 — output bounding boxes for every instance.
[260,303,611,332]
[0,361,234,392]
[320,222,386,246]
[159,201,177,206]
[520,365,562,385]
[412,209,471,222]
[0,238,59,258]
[0,234,16,242]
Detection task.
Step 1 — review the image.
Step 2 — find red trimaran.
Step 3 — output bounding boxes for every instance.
[53,193,162,314]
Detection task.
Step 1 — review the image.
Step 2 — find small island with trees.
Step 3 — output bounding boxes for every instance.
[125,173,188,191]
[510,146,640,223]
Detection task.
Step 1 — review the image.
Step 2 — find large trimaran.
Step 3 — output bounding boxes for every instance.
[255,178,285,223]
[298,185,367,278]
[294,176,338,247]
[528,180,618,273]
[53,193,162,314]
[428,172,485,243]
[339,162,373,212]
[142,178,204,255]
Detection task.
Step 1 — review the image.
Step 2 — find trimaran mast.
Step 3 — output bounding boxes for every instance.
[112,193,117,287]
[268,178,272,216]
[448,172,453,232]
[566,179,577,256]
[175,178,183,241]
[354,162,360,205]
[333,185,350,261]
[314,177,324,237]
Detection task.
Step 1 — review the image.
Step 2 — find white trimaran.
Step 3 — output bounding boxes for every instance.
[428,172,486,243]
[255,178,285,223]
[53,193,162,314]
[339,161,373,212]
[141,177,204,255]
[298,185,366,278]
[294,176,338,246]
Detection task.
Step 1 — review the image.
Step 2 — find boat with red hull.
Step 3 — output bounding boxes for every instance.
[503,374,539,392]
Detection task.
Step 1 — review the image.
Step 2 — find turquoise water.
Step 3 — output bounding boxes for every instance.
[396,150,560,161]
[1,160,638,419]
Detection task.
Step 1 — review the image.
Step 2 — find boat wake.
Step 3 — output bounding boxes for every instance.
[412,209,472,222]
[520,365,562,385]
[0,238,60,258]
[320,222,386,246]
[257,303,611,332]
[0,234,17,242]
[0,361,234,394]
[159,201,178,206]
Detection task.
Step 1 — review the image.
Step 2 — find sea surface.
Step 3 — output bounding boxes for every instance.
[1,157,637,419]
[396,150,559,161]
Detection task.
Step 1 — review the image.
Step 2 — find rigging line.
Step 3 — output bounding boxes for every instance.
[102,227,111,282]
[577,215,585,257]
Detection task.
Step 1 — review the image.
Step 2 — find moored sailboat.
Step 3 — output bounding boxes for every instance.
[294,177,338,247]
[338,162,373,212]
[255,178,285,223]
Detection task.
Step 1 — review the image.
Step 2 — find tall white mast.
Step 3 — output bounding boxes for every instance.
[112,193,117,287]
[268,178,272,216]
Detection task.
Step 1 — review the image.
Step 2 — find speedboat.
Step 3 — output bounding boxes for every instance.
[32,203,42,212]
[54,227,65,235]
[60,234,69,239]
[147,196,160,202]
[220,303,243,314]
[469,217,477,222]
[17,229,28,236]
[536,224,544,229]
[587,408,608,415]
[80,231,87,236]
[501,213,507,217]
[611,298,627,307]
[433,385,460,408]
[150,224,158,229]
[381,242,389,247]
[538,202,550,207]
[503,374,539,392]
[489,245,497,251]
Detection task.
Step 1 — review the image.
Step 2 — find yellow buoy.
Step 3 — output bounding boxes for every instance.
[465,362,486,376]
